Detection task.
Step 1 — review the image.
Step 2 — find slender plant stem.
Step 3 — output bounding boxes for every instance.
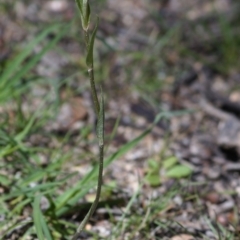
[72,14,104,239]
[84,30,89,49]
[72,146,104,240]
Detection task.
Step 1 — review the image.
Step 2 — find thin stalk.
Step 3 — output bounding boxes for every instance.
[72,9,104,239]
[72,146,104,240]
[84,30,90,48]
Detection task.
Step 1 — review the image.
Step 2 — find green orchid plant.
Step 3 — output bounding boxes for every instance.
[72,1,104,239]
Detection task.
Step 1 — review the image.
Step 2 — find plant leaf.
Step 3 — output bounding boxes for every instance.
[0,23,68,103]
[86,17,99,67]
[40,211,53,240]
[163,156,178,170]
[145,173,161,187]
[75,0,83,15]
[0,24,60,88]
[147,159,159,170]
[0,174,11,186]
[33,195,45,240]
[82,0,91,30]
[166,164,192,179]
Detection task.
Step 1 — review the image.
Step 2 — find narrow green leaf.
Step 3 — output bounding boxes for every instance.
[0,218,32,239]
[40,212,53,240]
[82,0,91,30]
[10,198,31,216]
[166,164,192,179]
[0,23,68,103]
[33,195,45,240]
[15,114,36,143]
[86,17,99,67]
[20,170,46,187]
[55,182,95,216]
[0,25,60,89]
[0,174,11,186]
[0,145,20,158]
[75,0,83,15]
[10,25,68,89]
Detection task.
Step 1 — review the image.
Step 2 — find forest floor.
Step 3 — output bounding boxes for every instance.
[1,0,240,239]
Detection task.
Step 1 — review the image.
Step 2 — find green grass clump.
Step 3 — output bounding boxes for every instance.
[0,24,67,103]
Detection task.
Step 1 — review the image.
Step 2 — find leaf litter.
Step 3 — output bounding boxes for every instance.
[1,0,240,239]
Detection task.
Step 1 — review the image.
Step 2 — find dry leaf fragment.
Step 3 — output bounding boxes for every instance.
[171,234,194,240]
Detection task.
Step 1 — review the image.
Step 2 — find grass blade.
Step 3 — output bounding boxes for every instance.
[33,194,45,240]
[0,24,60,87]
[0,23,69,103]
[40,213,53,240]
